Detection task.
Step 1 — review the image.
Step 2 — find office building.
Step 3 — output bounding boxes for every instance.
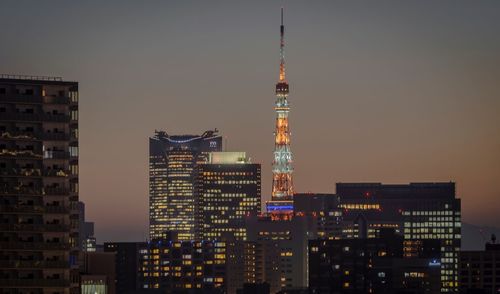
[138,239,227,293]
[460,237,500,294]
[198,152,261,241]
[309,229,442,294]
[293,193,342,239]
[0,75,79,293]
[245,214,309,293]
[104,242,147,294]
[267,8,294,214]
[336,182,461,293]
[149,130,222,241]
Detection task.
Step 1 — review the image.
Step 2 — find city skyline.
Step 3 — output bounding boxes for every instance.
[1,1,499,242]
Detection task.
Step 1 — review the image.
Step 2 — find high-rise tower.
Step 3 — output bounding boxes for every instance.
[149,130,222,241]
[0,75,80,293]
[267,8,294,213]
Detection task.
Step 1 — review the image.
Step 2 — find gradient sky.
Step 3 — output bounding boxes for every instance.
[1,1,499,242]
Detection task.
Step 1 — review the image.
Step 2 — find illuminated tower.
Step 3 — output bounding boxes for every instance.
[267,8,294,213]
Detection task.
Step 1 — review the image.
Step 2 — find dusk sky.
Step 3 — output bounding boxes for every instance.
[1,1,499,242]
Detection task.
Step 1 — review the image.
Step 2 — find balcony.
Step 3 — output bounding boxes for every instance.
[0,167,73,177]
[0,260,69,269]
[44,187,71,195]
[0,94,43,104]
[0,149,42,159]
[44,205,70,214]
[0,242,70,251]
[0,187,42,196]
[0,205,44,214]
[1,131,37,141]
[43,95,71,104]
[0,113,70,123]
[0,131,71,141]
[43,113,71,123]
[43,151,70,160]
[0,279,70,288]
[41,132,70,141]
[0,168,42,177]
[0,185,73,197]
[0,223,69,232]
[0,205,69,214]
[0,113,39,122]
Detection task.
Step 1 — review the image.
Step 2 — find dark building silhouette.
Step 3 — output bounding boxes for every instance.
[336,182,461,292]
[237,282,270,294]
[78,201,96,252]
[293,193,342,239]
[80,252,116,294]
[104,242,146,294]
[460,236,500,294]
[0,75,80,293]
[309,229,441,294]
[149,130,222,241]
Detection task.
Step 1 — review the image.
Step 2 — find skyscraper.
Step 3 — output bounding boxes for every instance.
[149,130,222,241]
[267,8,294,214]
[197,152,261,241]
[0,75,79,293]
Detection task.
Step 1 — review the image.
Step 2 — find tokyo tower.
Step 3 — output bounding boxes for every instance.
[267,8,294,213]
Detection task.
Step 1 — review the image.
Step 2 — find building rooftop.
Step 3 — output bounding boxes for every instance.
[336,182,456,200]
[0,73,78,85]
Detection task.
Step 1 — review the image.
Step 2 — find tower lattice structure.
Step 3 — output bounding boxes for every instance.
[271,8,294,205]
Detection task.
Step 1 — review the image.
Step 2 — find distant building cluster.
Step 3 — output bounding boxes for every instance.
[0,8,498,294]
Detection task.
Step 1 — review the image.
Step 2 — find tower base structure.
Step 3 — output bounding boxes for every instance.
[265,199,294,214]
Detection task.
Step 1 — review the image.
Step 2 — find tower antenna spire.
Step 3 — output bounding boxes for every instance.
[279,7,286,82]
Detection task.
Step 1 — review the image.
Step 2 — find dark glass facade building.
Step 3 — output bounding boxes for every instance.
[104,242,147,294]
[309,230,442,294]
[0,75,80,293]
[460,241,500,293]
[149,130,222,241]
[293,193,342,240]
[336,182,461,293]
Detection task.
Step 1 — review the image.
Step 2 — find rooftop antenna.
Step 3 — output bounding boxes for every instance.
[279,7,286,82]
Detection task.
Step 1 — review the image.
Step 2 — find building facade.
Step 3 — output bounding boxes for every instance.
[0,75,79,293]
[336,182,461,293]
[149,130,222,241]
[104,242,147,294]
[138,239,227,293]
[293,193,342,240]
[78,201,96,252]
[460,240,500,293]
[197,152,261,241]
[245,214,309,293]
[309,229,442,294]
[80,252,116,294]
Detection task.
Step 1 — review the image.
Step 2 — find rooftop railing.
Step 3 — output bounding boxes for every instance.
[0,74,63,81]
